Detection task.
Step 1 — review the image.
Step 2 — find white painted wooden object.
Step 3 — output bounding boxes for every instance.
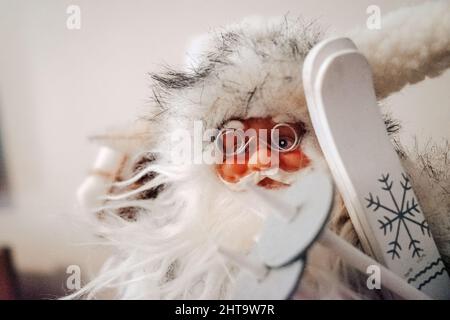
[303,38,450,299]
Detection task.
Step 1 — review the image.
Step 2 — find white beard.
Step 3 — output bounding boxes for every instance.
[70,158,265,299]
[68,125,341,299]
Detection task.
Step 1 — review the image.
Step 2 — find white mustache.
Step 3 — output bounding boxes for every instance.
[221,168,299,191]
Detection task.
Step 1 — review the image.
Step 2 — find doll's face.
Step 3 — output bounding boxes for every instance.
[215,117,310,189]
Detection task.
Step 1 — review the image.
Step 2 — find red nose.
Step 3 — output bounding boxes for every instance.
[247,146,279,172]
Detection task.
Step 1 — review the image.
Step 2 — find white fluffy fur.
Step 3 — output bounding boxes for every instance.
[69,162,262,299]
[400,141,450,269]
[152,16,321,141]
[350,0,450,99]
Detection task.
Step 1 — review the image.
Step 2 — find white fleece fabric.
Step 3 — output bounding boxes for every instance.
[350,0,450,99]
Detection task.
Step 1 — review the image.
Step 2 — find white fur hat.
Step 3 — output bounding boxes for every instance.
[147,0,450,140]
[148,16,322,141]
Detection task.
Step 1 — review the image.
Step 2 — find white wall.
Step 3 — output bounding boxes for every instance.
[0,0,448,276]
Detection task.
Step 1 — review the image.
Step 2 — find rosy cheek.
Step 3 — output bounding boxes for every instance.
[216,163,249,183]
[279,149,310,172]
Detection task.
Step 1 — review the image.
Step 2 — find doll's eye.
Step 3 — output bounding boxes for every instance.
[277,137,295,151]
[270,123,300,152]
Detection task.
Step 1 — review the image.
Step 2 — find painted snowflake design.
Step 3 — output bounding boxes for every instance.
[365,173,431,260]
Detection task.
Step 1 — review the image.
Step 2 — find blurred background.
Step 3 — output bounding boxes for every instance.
[0,0,448,299]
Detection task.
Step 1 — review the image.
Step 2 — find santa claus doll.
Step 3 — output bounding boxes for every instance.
[72,1,450,299]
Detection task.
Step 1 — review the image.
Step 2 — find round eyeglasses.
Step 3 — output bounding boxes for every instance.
[214,123,302,157]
